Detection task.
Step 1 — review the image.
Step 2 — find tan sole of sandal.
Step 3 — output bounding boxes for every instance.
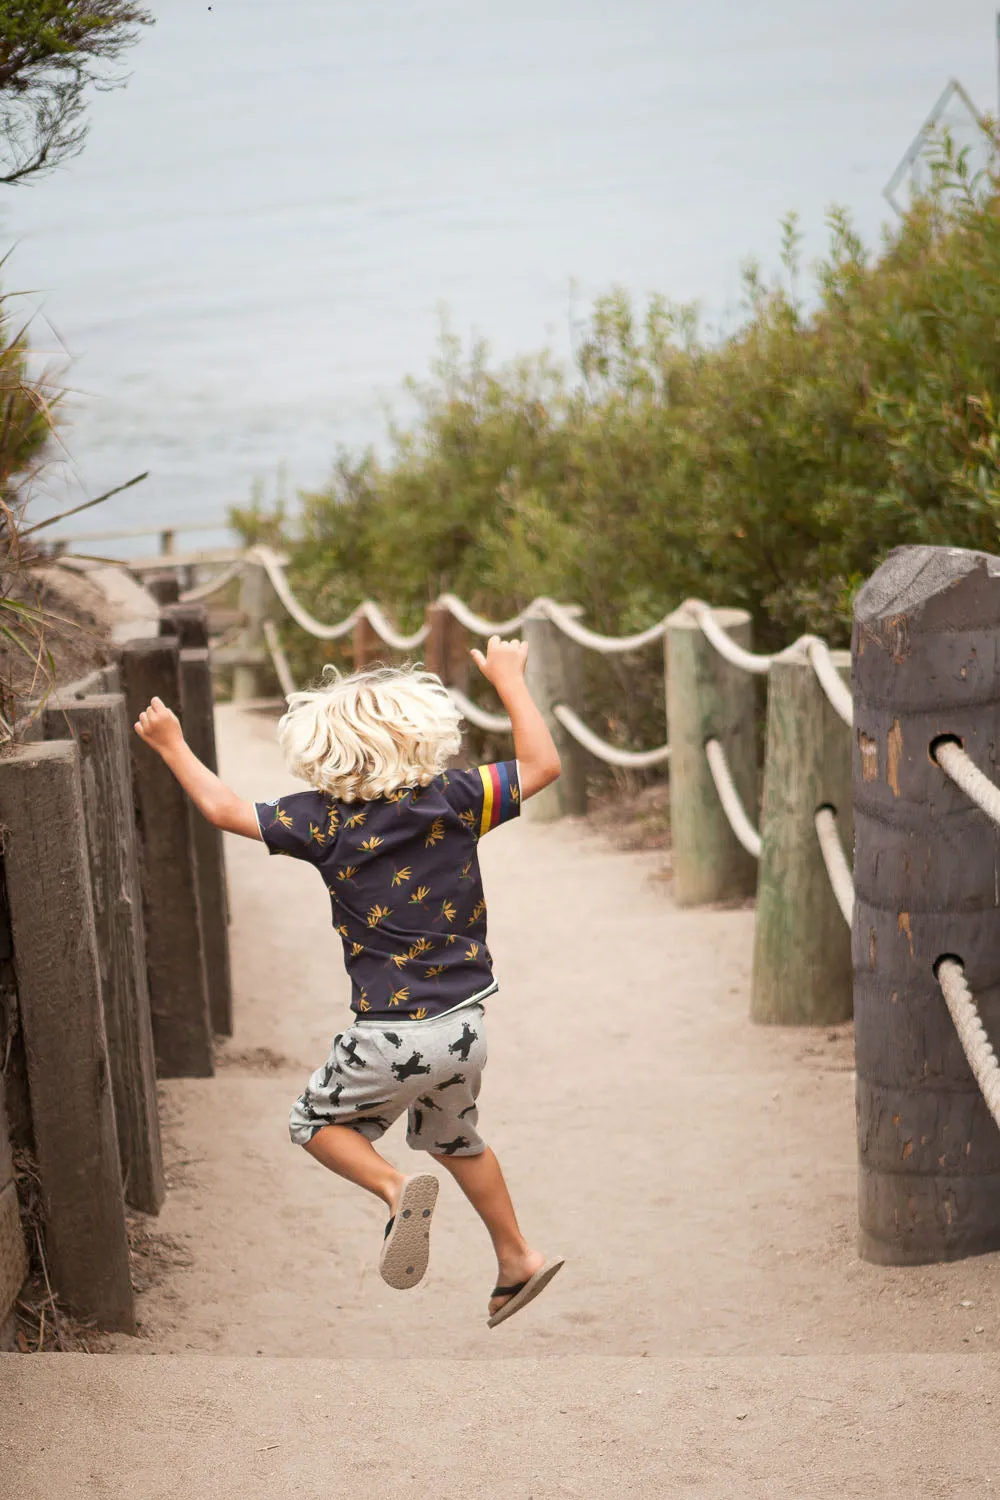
[487,1257,565,1328]
[379,1174,439,1290]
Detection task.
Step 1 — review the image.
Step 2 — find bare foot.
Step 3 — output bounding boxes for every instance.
[488,1248,545,1319]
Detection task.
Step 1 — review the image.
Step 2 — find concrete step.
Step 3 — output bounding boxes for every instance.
[2,1354,997,1499]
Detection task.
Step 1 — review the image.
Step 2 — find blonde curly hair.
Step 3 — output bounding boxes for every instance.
[276,664,463,802]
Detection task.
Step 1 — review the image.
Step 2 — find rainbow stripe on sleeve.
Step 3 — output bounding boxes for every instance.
[476,762,515,835]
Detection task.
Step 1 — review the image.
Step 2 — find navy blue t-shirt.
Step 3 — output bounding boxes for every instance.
[255,762,520,1021]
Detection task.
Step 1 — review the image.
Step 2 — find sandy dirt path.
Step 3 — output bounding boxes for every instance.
[105,704,1000,1361]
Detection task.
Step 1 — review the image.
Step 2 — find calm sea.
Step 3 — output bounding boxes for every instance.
[5,0,999,554]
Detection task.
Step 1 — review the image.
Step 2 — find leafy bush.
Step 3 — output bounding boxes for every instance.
[234,135,1000,757]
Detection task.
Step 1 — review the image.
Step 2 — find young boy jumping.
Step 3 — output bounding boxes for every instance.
[134,634,564,1328]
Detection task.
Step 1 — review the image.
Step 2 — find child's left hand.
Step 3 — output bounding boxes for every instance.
[134,696,185,758]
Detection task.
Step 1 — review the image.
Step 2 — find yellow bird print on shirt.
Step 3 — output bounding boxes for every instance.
[408,885,431,907]
[389,985,410,1008]
[408,937,433,959]
[465,941,480,961]
[351,941,364,957]
[467,898,487,926]
[424,964,445,980]
[390,953,409,970]
[367,904,392,928]
[444,933,458,945]
[326,804,340,838]
[459,860,473,881]
[358,995,371,1012]
[335,865,358,883]
[335,922,349,939]
[425,817,445,847]
[391,865,412,888]
[346,808,368,830]
[308,822,326,845]
[510,783,519,804]
[273,806,293,830]
[439,899,456,924]
[409,1007,428,1021]
[458,808,477,830]
[359,836,384,853]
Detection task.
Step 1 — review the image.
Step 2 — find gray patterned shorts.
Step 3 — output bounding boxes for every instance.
[289,1004,487,1157]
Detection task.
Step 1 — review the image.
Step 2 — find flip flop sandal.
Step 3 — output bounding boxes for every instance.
[487,1257,565,1329]
[378,1174,439,1290]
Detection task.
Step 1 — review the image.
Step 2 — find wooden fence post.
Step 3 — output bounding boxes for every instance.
[853,546,1000,1265]
[120,639,213,1078]
[750,643,853,1024]
[160,602,209,649]
[145,571,180,607]
[0,1075,28,1349]
[0,742,135,1330]
[425,602,471,764]
[522,606,587,821]
[665,606,758,905]
[179,648,233,1036]
[41,693,166,1213]
[353,615,382,670]
[233,562,268,701]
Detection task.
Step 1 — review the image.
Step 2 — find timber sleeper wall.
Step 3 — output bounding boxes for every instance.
[0,618,231,1336]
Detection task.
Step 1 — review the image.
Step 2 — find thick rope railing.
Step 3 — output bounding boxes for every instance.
[933,739,1000,825]
[814,807,855,926]
[181,557,247,604]
[684,600,774,676]
[552,704,670,768]
[704,737,762,858]
[542,601,668,655]
[435,593,534,638]
[806,639,853,727]
[937,959,1000,1129]
[446,688,512,735]
[262,620,296,700]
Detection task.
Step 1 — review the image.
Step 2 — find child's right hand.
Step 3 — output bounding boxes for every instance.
[470,635,529,695]
[134,696,185,758]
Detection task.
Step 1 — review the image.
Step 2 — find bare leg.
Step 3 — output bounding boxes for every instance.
[304,1124,405,1213]
[434,1146,544,1316]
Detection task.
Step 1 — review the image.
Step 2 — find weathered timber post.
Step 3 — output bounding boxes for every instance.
[0,742,135,1330]
[0,1075,28,1349]
[853,545,1000,1264]
[42,693,165,1212]
[751,642,852,1024]
[145,570,180,607]
[160,602,209,649]
[352,615,382,669]
[522,605,587,821]
[665,606,758,905]
[120,638,213,1078]
[233,561,268,702]
[425,602,471,764]
[179,648,233,1036]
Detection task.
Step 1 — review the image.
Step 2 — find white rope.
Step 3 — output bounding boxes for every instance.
[249,546,360,641]
[358,600,430,653]
[248,546,429,650]
[541,600,668,655]
[436,593,534,637]
[180,557,246,603]
[814,807,854,926]
[262,620,296,700]
[685,600,773,675]
[704,737,761,857]
[448,687,512,734]
[937,959,1000,1128]
[552,703,670,768]
[806,639,853,727]
[934,740,1000,827]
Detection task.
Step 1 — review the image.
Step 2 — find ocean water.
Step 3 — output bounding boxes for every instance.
[4,0,999,554]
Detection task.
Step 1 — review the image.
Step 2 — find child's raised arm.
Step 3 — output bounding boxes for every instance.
[469,636,561,799]
[134,696,262,840]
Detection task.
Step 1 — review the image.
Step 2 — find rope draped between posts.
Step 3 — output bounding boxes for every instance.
[806,639,853,727]
[704,738,762,858]
[814,808,855,926]
[933,739,1000,826]
[685,600,774,675]
[937,960,1000,1130]
[180,556,247,604]
[552,704,671,768]
[446,688,512,734]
